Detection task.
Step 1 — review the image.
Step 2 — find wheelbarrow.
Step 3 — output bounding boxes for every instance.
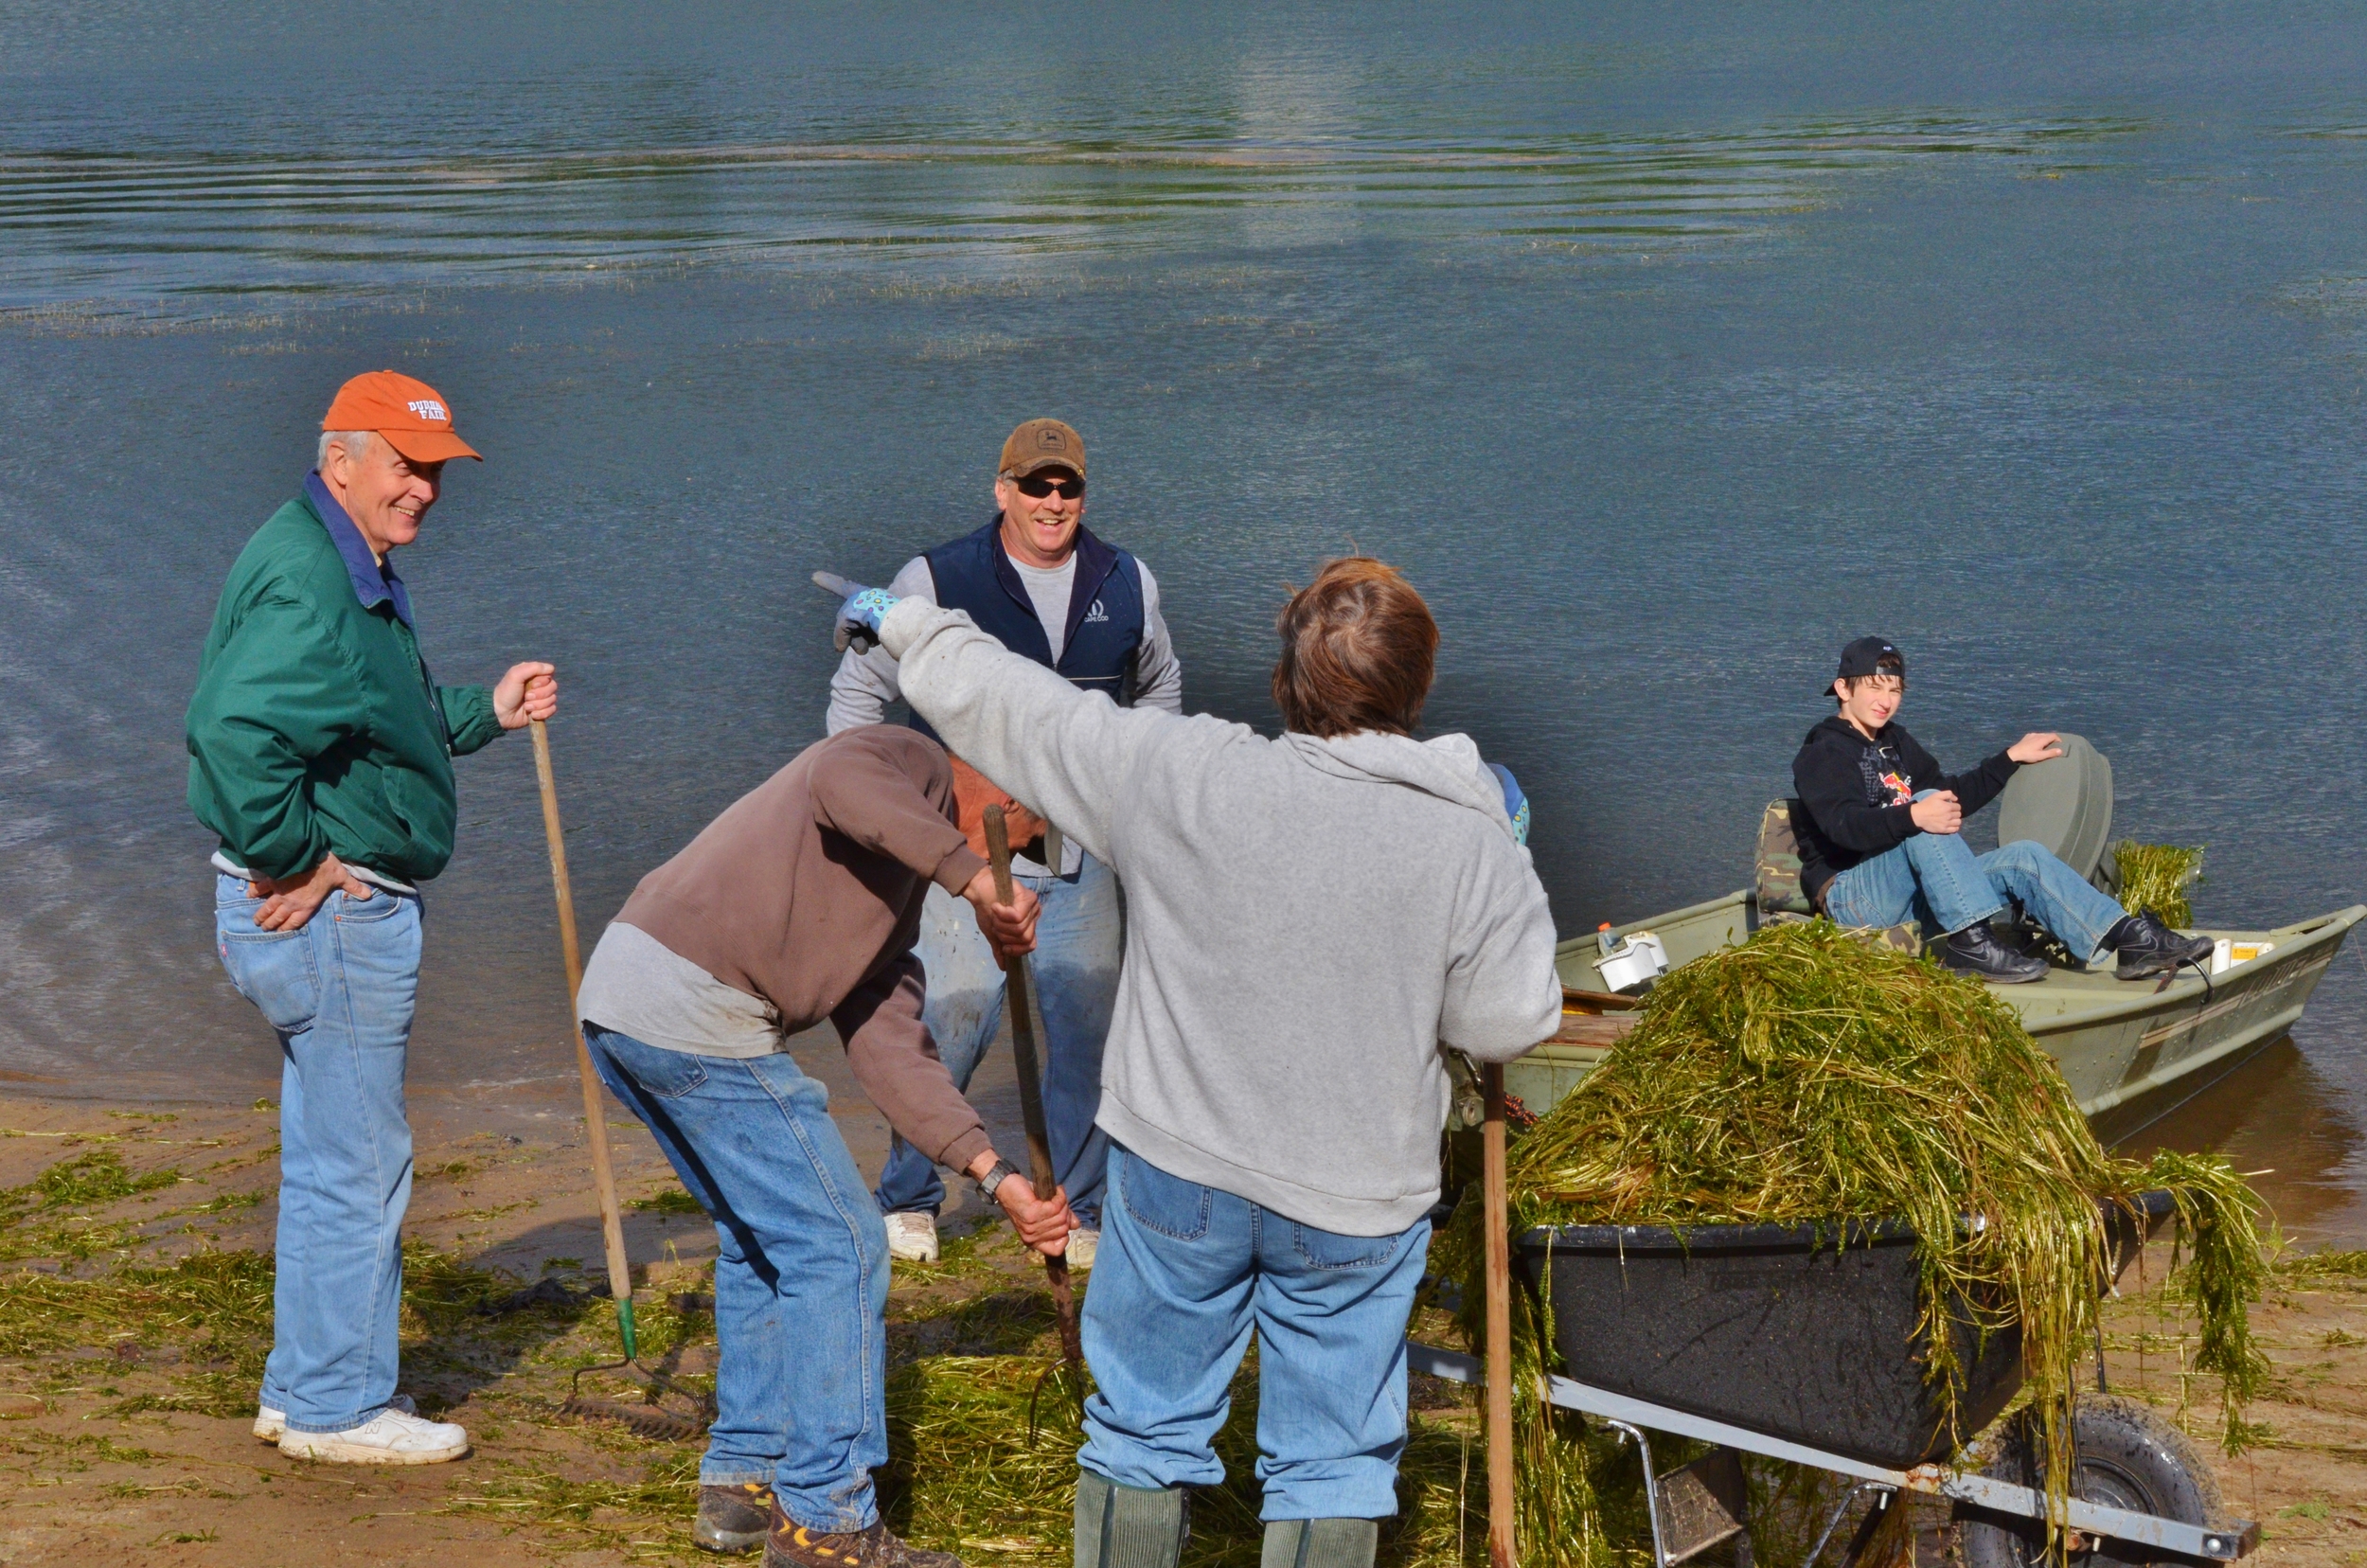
[1430,1068,2255,1568]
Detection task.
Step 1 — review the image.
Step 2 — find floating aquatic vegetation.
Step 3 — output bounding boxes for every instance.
[2115,843,2204,928]
[1435,921,2266,1568]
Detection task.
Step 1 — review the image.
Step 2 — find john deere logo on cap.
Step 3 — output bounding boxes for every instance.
[406,399,449,422]
[1040,428,1067,449]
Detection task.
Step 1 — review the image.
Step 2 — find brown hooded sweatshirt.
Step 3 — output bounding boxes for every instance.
[605,726,993,1172]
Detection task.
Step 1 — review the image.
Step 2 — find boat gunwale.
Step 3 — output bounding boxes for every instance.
[1553,894,2365,1035]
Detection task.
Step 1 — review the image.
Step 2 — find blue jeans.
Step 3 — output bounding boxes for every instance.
[586,1026,889,1533]
[1077,1145,1430,1521]
[875,849,1120,1226]
[213,873,420,1435]
[1823,808,2127,963]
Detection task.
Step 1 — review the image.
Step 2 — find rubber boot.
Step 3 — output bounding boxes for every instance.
[1074,1468,1189,1568]
[1261,1519,1379,1568]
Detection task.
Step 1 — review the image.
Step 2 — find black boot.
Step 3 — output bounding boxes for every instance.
[1939,922,2049,984]
[696,1483,774,1554]
[2105,912,2215,981]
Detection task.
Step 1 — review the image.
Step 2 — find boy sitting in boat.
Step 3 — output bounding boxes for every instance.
[1790,636,2213,984]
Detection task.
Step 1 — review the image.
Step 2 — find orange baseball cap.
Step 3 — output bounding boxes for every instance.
[320,370,482,463]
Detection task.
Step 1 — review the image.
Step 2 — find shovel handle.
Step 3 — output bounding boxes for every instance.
[983,804,1083,1367]
[531,718,638,1361]
[982,805,1059,1201]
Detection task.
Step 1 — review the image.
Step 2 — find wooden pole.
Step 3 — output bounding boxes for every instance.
[983,805,1084,1369]
[530,717,637,1360]
[1483,1060,1517,1568]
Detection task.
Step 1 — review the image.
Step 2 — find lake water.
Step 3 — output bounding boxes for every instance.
[6,2,2367,1239]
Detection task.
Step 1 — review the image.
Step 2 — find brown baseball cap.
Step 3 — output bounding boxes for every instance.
[321,370,482,463]
[998,418,1085,480]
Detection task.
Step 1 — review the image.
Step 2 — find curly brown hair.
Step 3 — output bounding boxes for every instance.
[1271,558,1438,738]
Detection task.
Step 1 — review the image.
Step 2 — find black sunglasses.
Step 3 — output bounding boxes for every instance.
[1012,472,1083,500]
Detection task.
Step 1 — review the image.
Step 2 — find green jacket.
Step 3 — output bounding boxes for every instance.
[186,491,504,882]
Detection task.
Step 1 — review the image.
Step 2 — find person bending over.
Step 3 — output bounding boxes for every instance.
[575,727,1075,1567]
[1791,636,2212,984]
[823,558,1560,1568]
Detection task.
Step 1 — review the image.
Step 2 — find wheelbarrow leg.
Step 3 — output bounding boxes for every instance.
[1601,1419,1669,1568]
[1806,1482,1895,1568]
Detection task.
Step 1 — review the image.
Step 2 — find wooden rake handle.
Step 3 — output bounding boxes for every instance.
[1483,1060,1516,1568]
[530,718,637,1360]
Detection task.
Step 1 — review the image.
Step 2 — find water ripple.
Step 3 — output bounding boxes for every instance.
[0,118,2138,312]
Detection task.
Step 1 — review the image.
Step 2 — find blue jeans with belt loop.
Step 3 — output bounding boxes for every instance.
[1077,1144,1430,1521]
[213,873,420,1435]
[586,1025,890,1533]
[1822,793,2127,962]
[875,849,1121,1226]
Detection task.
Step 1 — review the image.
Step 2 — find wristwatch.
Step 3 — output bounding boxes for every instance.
[974,1158,1022,1202]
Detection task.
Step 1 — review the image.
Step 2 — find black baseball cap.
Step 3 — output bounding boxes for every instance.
[1826,635,1904,692]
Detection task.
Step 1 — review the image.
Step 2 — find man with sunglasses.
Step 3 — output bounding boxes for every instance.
[828,418,1182,1268]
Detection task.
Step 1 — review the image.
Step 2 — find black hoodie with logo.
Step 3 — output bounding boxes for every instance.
[1789,717,2020,906]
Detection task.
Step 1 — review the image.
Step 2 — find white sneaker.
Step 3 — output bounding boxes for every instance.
[255,1392,413,1442]
[278,1405,469,1465]
[1065,1227,1099,1271]
[883,1211,940,1263]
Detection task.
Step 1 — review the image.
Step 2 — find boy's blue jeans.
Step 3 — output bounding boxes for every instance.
[875,849,1120,1226]
[213,873,419,1435]
[1822,797,2127,963]
[1077,1145,1429,1521]
[586,1025,889,1533]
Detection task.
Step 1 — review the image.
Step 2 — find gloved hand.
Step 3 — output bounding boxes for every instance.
[1488,762,1531,846]
[812,571,899,654]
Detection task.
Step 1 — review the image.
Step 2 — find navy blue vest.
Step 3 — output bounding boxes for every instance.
[910,518,1145,744]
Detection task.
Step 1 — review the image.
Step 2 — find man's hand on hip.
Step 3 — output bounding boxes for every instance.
[1910,791,1964,835]
[493,663,560,729]
[2007,731,2064,766]
[962,869,1041,961]
[251,852,374,932]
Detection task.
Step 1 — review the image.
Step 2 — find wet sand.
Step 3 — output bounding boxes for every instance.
[0,1043,2360,1566]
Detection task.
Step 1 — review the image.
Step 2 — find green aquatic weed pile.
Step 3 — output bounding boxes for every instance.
[2116,843,2205,927]
[1436,921,2267,1568]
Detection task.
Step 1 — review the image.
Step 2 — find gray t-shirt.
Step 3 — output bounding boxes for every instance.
[1010,556,1077,664]
[577,921,782,1058]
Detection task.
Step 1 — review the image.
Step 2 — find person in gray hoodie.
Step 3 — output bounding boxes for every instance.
[821,558,1560,1568]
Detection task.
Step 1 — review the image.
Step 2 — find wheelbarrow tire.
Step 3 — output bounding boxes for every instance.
[1955,1394,2223,1568]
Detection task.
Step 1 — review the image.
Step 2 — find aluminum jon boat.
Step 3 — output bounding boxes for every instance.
[1509,738,2363,1141]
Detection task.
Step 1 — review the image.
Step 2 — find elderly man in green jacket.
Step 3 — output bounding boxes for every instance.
[187,370,557,1466]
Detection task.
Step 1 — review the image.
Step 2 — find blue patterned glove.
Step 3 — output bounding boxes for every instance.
[1488,762,1531,846]
[812,571,899,654]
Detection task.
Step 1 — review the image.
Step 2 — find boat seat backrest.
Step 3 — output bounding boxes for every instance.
[1754,800,1816,917]
[1754,799,1920,954]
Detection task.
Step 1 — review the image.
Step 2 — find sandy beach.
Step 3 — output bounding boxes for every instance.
[0,1045,2359,1568]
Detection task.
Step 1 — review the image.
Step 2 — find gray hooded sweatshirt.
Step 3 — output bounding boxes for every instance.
[878,597,1562,1236]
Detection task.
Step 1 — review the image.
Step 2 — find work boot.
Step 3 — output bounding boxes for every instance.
[2106,912,2216,981]
[1074,1468,1188,1568]
[1938,923,2049,984]
[1261,1519,1379,1568]
[696,1482,775,1554]
[762,1506,961,1568]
